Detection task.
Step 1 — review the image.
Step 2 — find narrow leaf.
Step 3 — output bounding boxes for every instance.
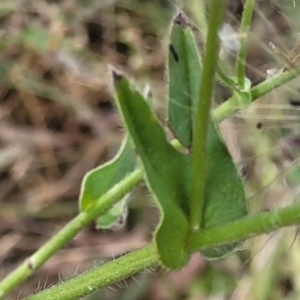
[200,119,248,259]
[167,12,202,147]
[95,194,129,230]
[79,136,136,212]
[113,70,190,269]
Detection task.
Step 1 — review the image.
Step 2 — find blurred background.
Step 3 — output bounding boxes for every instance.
[2,0,300,299]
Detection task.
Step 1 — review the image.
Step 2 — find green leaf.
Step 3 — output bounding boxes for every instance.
[166,12,248,259]
[109,9,248,263]
[167,12,202,147]
[79,136,136,212]
[95,194,129,230]
[234,77,252,109]
[113,71,248,262]
[200,118,248,259]
[113,70,190,269]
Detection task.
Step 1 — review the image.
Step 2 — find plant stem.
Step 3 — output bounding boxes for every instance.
[188,204,300,251]
[0,169,143,300]
[236,0,255,88]
[26,204,300,300]
[217,64,239,92]
[213,64,300,123]
[24,244,157,300]
[190,0,227,231]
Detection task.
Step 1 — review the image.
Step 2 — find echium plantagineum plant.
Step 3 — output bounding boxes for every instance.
[2,0,300,299]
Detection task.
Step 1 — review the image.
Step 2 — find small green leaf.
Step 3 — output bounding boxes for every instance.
[79,136,136,212]
[95,194,129,230]
[113,70,190,269]
[200,118,248,259]
[167,12,202,147]
[235,77,252,109]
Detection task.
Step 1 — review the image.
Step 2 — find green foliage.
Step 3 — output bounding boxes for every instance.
[95,194,129,230]
[235,77,252,109]
[112,11,248,263]
[166,11,248,259]
[79,136,136,228]
[167,12,201,147]
[200,118,248,258]
[113,72,190,269]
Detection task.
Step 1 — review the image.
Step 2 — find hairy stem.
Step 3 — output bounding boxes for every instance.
[0,169,143,299]
[27,204,300,300]
[191,0,227,231]
[188,203,300,251]
[213,65,300,122]
[24,244,157,300]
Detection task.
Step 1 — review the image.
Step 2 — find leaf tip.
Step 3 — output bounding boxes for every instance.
[109,65,124,87]
[173,11,189,28]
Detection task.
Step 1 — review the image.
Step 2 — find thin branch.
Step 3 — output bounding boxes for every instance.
[0,170,143,299]
[26,203,300,300]
[213,64,300,123]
